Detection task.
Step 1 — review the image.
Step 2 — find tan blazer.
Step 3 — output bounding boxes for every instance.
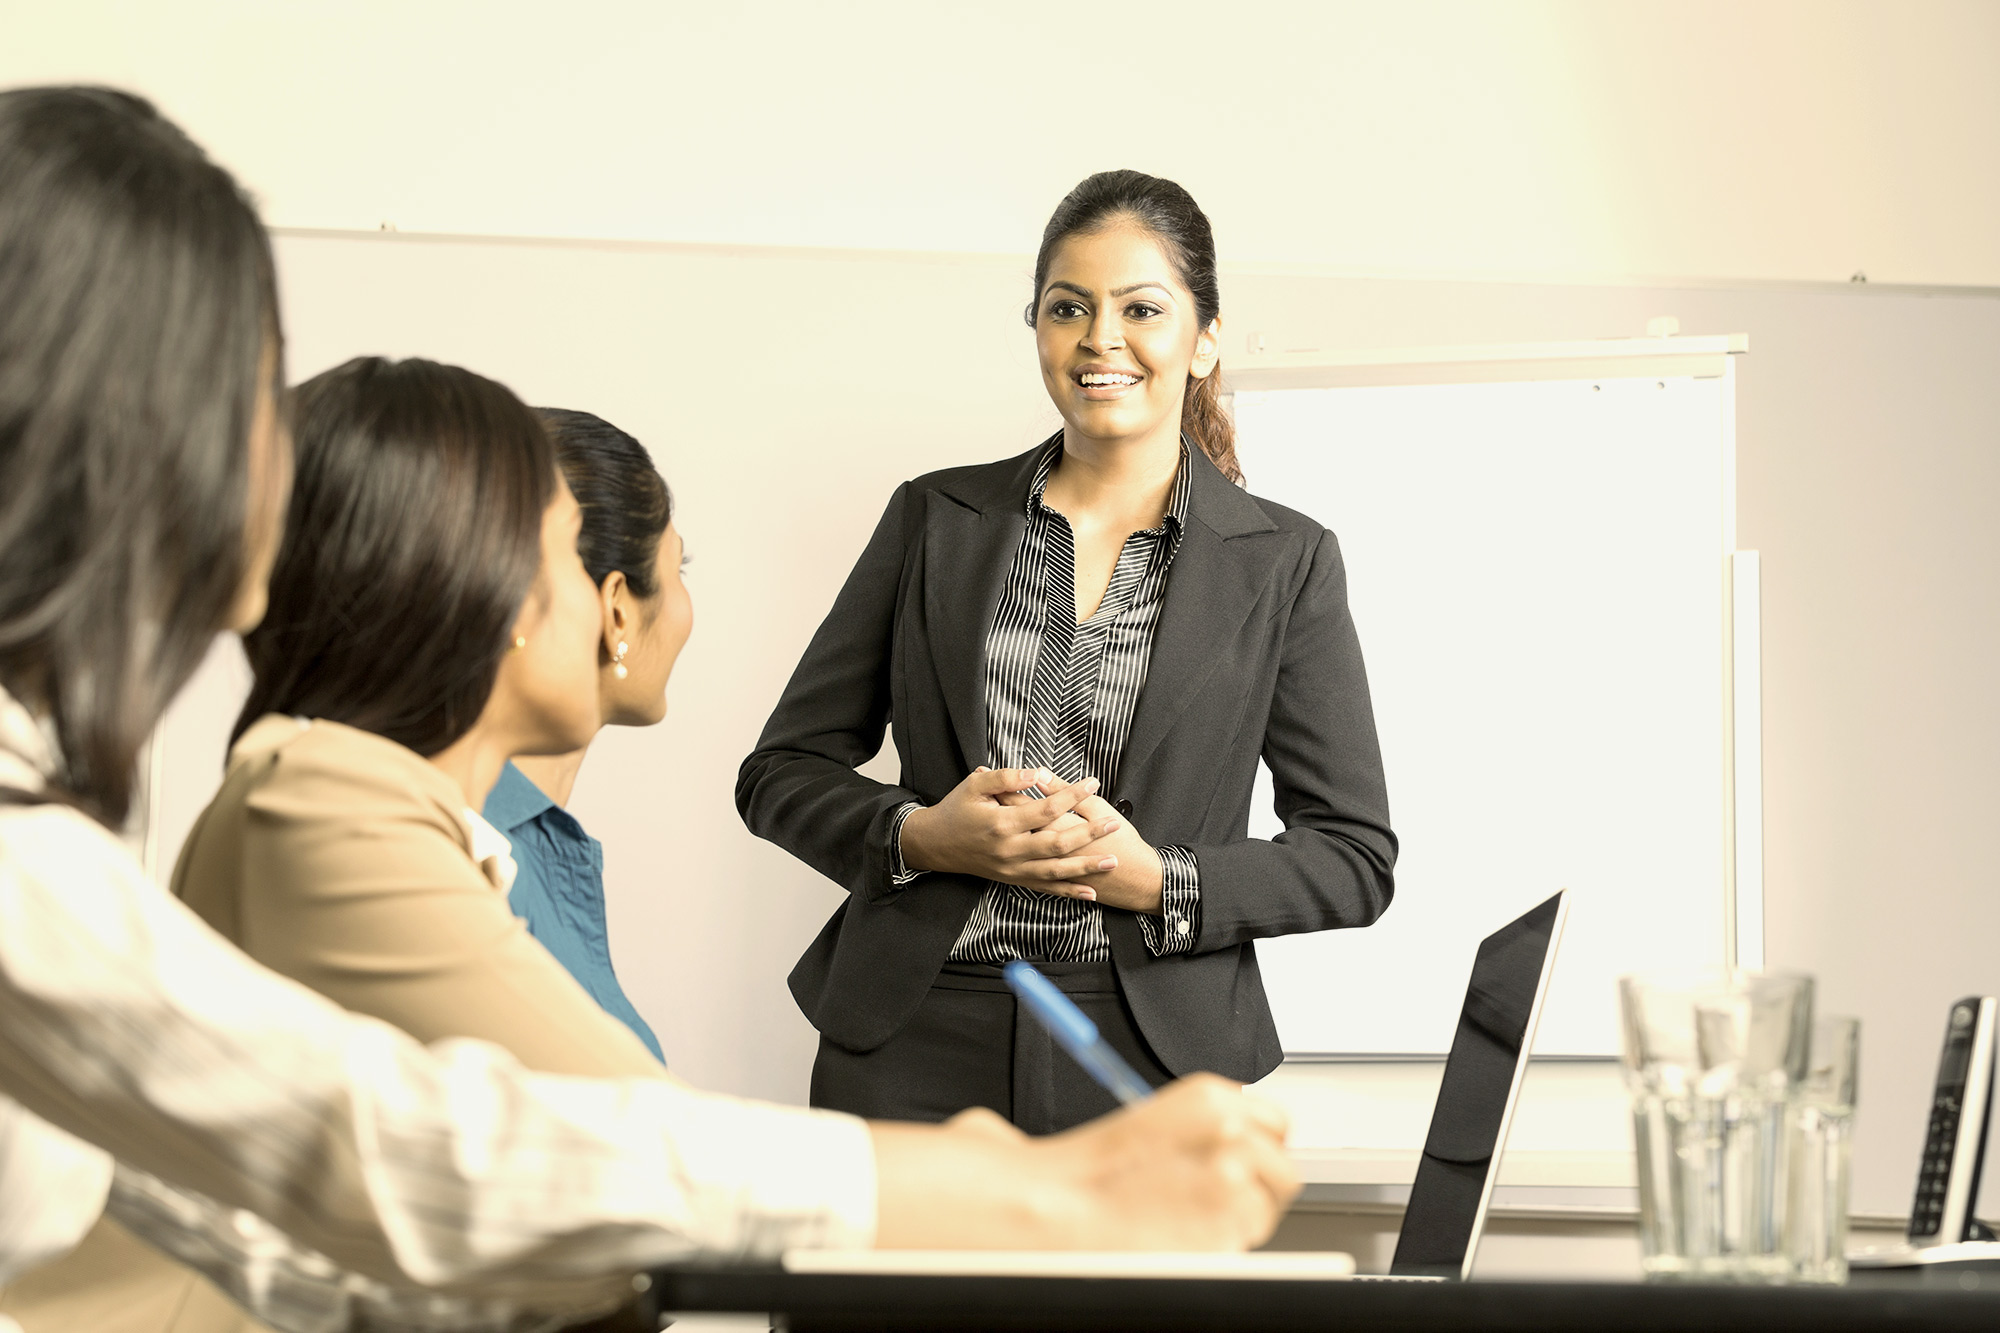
[0,716,662,1332]
[174,715,663,1077]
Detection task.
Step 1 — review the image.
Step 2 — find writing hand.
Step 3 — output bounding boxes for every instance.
[869,1073,1298,1251]
[1049,1074,1298,1249]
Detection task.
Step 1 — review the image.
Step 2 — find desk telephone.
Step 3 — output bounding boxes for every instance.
[1910,997,1997,1246]
[1853,995,2000,1270]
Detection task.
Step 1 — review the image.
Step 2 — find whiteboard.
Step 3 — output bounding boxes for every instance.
[1236,372,1735,1056]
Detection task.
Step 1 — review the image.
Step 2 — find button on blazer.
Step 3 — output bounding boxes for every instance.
[738,442,1397,1083]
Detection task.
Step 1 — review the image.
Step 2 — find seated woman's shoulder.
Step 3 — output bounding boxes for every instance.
[227,715,463,832]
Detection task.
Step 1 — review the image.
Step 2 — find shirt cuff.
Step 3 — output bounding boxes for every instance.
[1138,845,1201,956]
[886,802,924,887]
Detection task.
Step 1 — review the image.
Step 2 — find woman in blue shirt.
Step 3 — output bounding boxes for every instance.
[485,409,690,1062]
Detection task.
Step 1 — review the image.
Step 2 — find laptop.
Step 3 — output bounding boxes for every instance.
[1372,887,1571,1281]
[779,888,1570,1286]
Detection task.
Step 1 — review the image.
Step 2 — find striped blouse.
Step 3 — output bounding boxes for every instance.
[895,436,1201,962]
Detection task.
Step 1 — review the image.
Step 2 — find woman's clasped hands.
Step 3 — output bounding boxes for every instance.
[897,766,1165,913]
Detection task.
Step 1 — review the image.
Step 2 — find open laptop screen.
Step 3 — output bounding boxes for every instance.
[1390,890,1568,1279]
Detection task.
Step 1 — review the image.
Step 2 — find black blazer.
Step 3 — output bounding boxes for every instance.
[736,442,1397,1083]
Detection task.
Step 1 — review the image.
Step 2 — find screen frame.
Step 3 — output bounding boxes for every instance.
[1389,889,1571,1279]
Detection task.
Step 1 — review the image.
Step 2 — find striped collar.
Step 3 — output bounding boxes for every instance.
[1024,434,1193,539]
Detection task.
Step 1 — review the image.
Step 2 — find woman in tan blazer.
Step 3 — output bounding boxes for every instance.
[180,355,669,1076]
[2,357,658,1333]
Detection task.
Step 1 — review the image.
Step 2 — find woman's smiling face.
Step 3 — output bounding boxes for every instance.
[1033,220,1219,448]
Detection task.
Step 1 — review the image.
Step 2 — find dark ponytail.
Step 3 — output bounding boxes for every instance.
[535,408,673,599]
[1026,169,1240,485]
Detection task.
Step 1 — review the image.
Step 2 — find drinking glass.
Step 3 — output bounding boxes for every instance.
[1788,1016,1860,1284]
[1620,970,1815,1282]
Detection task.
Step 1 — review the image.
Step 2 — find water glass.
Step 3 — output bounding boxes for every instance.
[1788,1016,1860,1284]
[1620,971,1815,1282]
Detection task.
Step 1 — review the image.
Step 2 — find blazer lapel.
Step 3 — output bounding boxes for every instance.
[1119,450,1284,780]
[923,448,1043,770]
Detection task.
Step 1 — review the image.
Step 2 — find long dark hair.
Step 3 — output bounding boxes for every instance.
[0,87,281,824]
[234,357,554,756]
[1025,169,1239,484]
[537,408,673,599]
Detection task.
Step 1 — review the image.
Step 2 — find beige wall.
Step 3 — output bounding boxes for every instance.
[6,0,2000,286]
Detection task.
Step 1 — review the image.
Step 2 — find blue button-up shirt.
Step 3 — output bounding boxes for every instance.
[482,761,663,1062]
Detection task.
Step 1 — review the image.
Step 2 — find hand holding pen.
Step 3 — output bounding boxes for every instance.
[869,961,1299,1251]
[930,958,1302,1248]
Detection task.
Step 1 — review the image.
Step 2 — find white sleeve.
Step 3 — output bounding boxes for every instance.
[106,1165,595,1333]
[0,1096,112,1285]
[0,805,875,1306]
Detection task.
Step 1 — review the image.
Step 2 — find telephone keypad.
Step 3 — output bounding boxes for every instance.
[1911,1084,1965,1239]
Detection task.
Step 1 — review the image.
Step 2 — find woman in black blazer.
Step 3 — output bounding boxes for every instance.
[739,170,1397,1132]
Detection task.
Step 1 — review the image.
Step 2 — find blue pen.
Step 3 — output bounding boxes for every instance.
[1003,960,1154,1106]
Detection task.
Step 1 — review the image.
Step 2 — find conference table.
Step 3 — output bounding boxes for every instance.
[641,1260,2000,1332]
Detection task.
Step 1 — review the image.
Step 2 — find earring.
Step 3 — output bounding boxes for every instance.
[512,635,527,650]
[612,641,630,680]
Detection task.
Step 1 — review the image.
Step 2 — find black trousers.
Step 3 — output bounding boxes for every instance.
[809,960,1175,1135]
